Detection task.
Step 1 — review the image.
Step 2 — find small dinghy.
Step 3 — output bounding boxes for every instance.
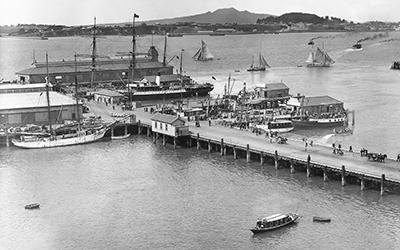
[313,216,331,222]
[25,203,40,209]
[111,133,131,140]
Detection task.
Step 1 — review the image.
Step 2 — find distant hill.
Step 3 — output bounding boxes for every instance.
[142,8,274,25]
[257,12,347,24]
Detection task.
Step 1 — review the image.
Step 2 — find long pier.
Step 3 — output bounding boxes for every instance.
[4,101,400,195]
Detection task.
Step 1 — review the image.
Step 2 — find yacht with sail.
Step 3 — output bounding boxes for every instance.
[306,46,335,67]
[193,40,214,61]
[247,53,271,72]
[11,54,113,149]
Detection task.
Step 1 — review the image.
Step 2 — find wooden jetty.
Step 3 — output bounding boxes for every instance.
[4,101,400,195]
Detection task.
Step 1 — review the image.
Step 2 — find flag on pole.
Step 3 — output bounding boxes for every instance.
[212,76,216,80]
[134,13,139,18]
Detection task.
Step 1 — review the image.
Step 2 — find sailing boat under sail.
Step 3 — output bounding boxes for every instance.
[306,46,335,67]
[193,40,214,61]
[248,53,271,72]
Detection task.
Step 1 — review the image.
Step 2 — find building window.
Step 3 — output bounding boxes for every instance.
[155,122,157,128]
[165,124,168,131]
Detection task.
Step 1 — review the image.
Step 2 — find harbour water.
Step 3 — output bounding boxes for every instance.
[1,32,400,249]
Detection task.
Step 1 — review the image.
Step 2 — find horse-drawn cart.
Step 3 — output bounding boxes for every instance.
[366,153,387,162]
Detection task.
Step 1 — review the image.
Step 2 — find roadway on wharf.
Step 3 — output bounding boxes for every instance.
[85,101,400,182]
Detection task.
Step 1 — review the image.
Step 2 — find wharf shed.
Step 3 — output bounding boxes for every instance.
[287,95,345,115]
[92,89,124,104]
[0,83,50,93]
[151,114,190,137]
[249,82,291,108]
[0,91,82,126]
[15,46,173,86]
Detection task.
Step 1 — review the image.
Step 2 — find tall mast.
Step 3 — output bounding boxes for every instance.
[129,13,139,107]
[45,53,52,135]
[162,35,167,68]
[74,53,81,127]
[131,14,138,84]
[91,17,97,88]
[179,49,183,84]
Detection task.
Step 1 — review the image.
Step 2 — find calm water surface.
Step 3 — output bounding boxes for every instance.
[1,32,400,249]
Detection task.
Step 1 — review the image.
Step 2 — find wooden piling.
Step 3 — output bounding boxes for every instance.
[290,159,295,173]
[137,121,141,134]
[233,145,237,159]
[246,144,250,162]
[274,150,279,169]
[147,126,151,137]
[341,165,346,186]
[162,134,166,146]
[111,127,114,138]
[381,174,386,196]
[220,138,224,156]
[153,132,156,144]
[323,166,328,182]
[196,133,201,150]
[306,155,311,177]
[208,139,211,153]
[124,124,128,135]
[5,129,10,147]
[173,137,177,149]
[260,152,264,165]
[360,176,365,191]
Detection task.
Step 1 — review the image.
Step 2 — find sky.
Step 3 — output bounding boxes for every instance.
[1,0,399,26]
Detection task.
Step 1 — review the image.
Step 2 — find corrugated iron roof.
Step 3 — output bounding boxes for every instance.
[256,82,289,91]
[16,60,172,76]
[0,91,78,111]
[151,113,185,124]
[302,95,343,107]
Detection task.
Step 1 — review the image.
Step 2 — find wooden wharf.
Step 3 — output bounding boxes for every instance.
[3,101,400,195]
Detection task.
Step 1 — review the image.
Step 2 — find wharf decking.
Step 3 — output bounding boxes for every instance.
[83,101,400,195]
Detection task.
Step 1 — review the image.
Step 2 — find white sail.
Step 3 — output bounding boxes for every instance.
[260,55,271,68]
[193,40,214,61]
[307,47,335,67]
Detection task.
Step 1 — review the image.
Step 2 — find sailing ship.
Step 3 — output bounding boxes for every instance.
[193,40,214,61]
[306,46,335,67]
[124,36,214,102]
[11,54,112,149]
[247,53,271,72]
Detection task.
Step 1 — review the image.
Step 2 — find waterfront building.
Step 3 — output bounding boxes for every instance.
[287,95,345,116]
[247,82,291,108]
[15,46,173,86]
[92,89,124,104]
[151,113,189,137]
[0,91,82,126]
[0,83,50,93]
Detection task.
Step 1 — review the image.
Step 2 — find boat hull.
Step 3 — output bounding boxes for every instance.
[247,67,266,72]
[129,86,213,101]
[12,129,107,149]
[292,118,346,128]
[313,216,331,222]
[111,133,131,140]
[25,203,40,209]
[251,214,299,234]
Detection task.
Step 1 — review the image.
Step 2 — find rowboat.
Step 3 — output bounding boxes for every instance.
[250,213,299,234]
[111,133,131,140]
[313,216,331,222]
[25,203,40,209]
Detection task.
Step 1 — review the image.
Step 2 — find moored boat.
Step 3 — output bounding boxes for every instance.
[313,216,331,222]
[292,116,347,128]
[111,133,131,140]
[25,203,40,209]
[255,119,294,133]
[251,213,299,234]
